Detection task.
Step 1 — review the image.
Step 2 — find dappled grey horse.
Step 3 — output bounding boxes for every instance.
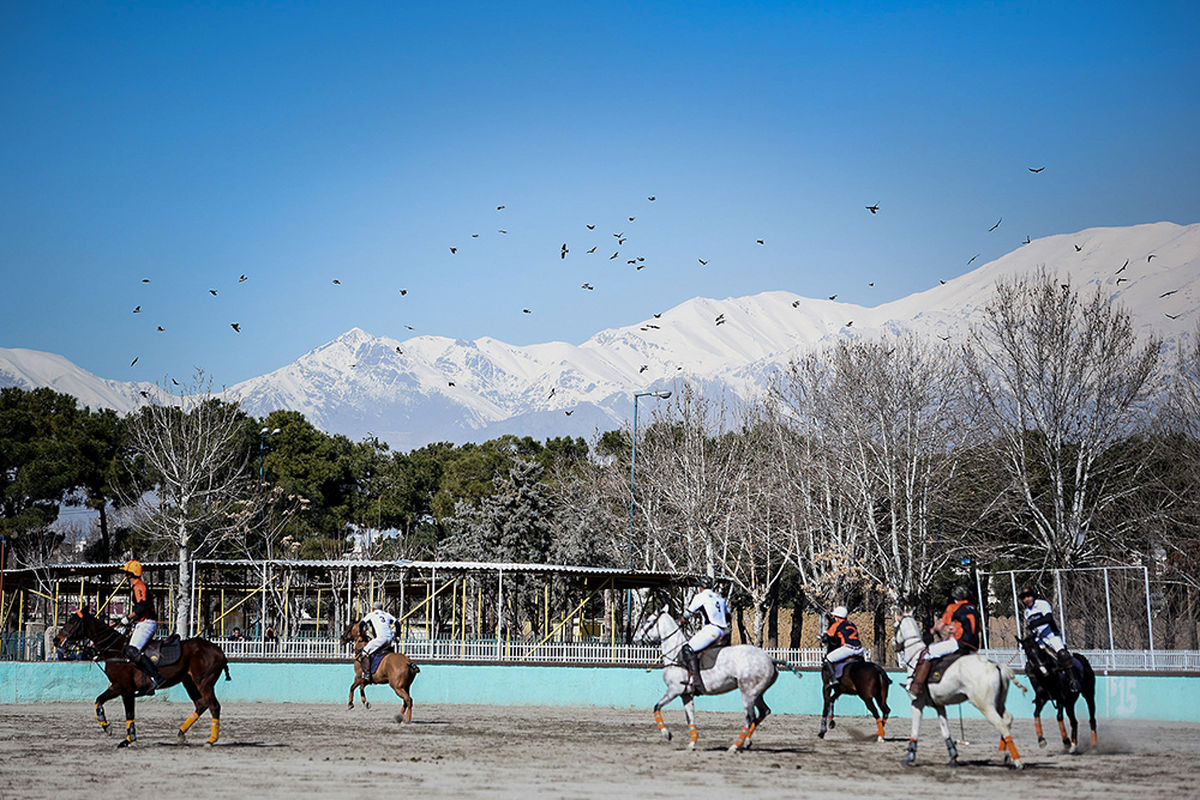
[633,606,778,751]
[905,652,1027,769]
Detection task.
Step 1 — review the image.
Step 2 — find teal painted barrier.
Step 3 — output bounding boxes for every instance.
[0,662,1193,723]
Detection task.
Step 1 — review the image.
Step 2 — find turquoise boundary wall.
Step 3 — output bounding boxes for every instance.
[0,662,1191,723]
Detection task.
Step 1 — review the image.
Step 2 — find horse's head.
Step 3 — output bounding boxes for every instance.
[632,605,673,645]
[54,608,89,648]
[339,621,361,645]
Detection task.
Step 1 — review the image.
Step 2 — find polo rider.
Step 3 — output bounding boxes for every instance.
[908,584,980,699]
[120,560,165,694]
[822,606,866,684]
[678,575,730,693]
[1019,586,1080,692]
[359,600,397,680]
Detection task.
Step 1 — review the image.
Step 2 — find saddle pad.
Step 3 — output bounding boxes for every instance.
[928,651,968,685]
[698,645,725,671]
[834,654,865,681]
[148,634,182,668]
[369,645,394,673]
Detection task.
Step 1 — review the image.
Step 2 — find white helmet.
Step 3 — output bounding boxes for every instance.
[831,605,849,619]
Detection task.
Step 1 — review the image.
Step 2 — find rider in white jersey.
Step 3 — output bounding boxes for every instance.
[1019,586,1079,692]
[678,575,729,692]
[360,601,398,679]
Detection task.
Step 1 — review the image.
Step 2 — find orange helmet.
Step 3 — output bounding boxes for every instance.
[122,560,143,577]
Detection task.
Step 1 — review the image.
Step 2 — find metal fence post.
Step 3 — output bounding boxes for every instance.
[1144,566,1155,670]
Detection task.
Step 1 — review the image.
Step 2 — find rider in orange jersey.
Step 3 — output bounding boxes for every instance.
[908,584,979,699]
[120,560,165,694]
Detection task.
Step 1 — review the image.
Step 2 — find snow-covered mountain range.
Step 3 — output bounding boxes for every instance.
[3,222,1197,451]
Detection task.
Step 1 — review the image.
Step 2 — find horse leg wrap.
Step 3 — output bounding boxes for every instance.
[1004,735,1020,762]
[1090,730,1098,747]
[180,711,200,734]
[654,710,667,732]
[903,738,917,765]
[1034,719,1044,740]
[95,705,108,731]
[945,737,958,762]
[125,720,136,743]
[734,725,751,749]
[687,723,698,746]
[1058,720,1069,742]
[207,719,220,744]
[875,719,886,740]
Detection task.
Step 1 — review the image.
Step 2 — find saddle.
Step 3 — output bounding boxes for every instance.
[832,654,865,682]
[926,650,968,685]
[366,644,394,675]
[145,635,182,668]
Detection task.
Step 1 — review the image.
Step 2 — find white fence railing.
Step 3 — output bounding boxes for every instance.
[981,648,1200,673]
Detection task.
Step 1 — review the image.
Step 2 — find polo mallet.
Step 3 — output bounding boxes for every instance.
[957,703,970,745]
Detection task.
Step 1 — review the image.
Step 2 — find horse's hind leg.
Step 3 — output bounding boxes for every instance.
[116,692,137,748]
[1084,680,1098,748]
[817,686,836,738]
[177,675,208,743]
[391,677,414,723]
[196,677,222,746]
[862,695,885,743]
[1063,701,1079,753]
[731,691,768,752]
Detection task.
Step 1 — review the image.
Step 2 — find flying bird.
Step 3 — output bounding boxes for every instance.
[653,313,662,318]
[639,365,648,373]
[1074,244,1082,252]
[627,259,636,265]
[472,233,479,238]
[792,300,801,308]
[133,305,141,313]
[1160,290,1178,298]
[636,264,646,270]
[547,388,556,399]
[395,346,403,354]
[498,229,508,234]
[171,378,179,386]
[648,196,655,201]
[1116,278,1128,284]
[828,294,837,300]
[1165,313,1181,320]
[846,321,854,327]
[865,204,879,214]
[561,244,568,259]
[698,259,708,265]
[613,232,623,238]
[141,278,150,283]
[1028,166,1045,173]
[405,325,414,330]
[939,280,946,285]
[587,246,597,253]
[868,282,875,287]
[628,217,635,222]
[332,280,340,285]
[231,323,240,332]
[448,381,455,387]
[1116,259,1129,274]
[209,289,218,296]
[586,224,595,230]
[565,409,574,415]
[156,326,164,332]
[1148,254,1157,261]
[523,308,532,314]
[646,324,659,329]
[756,239,764,245]
[967,254,979,265]
[1022,235,1031,244]
[938,335,950,342]
[618,237,627,245]
[139,390,149,399]
[400,289,408,295]
[238,274,247,282]
[450,247,457,254]
[130,356,138,366]
[988,218,1003,232]
[581,283,594,290]
[497,205,505,210]
[609,252,619,260]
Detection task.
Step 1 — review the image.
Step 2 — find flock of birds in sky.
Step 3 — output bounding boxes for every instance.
[124,163,1184,411]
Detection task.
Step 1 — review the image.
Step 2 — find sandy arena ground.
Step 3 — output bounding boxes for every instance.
[2,698,1199,799]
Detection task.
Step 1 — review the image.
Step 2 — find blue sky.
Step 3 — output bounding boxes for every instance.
[2,1,1198,387]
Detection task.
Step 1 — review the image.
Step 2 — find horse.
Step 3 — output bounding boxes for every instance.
[339,621,419,722]
[904,651,1027,769]
[1018,633,1097,753]
[893,611,925,680]
[632,606,778,752]
[54,608,229,747]
[818,641,892,741]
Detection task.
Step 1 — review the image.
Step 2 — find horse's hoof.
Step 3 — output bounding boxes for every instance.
[1038,738,1047,748]
[660,730,672,742]
[364,702,371,710]
[901,758,916,768]
[817,730,826,739]
[727,744,744,753]
[1012,759,1023,770]
[877,736,885,743]
[947,759,959,768]
[828,719,836,729]
[117,740,131,749]
[204,741,214,749]
[687,741,696,751]
[1069,744,1078,755]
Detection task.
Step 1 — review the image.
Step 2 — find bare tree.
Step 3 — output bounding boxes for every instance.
[964,269,1163,567]
[121,375,253,636]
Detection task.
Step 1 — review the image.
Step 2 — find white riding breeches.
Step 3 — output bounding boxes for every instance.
[363,633,393,657]
[1036,630,1065,654]
[925,638,960,659]
[688,624,726,653]
[826,644,865,663]
[129,620,157,651]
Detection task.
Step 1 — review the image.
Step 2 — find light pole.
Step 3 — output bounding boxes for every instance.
[627,389,671,639]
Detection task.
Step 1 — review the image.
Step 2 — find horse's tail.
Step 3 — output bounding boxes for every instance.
[998,662,1026,694]
[875,663,893,685]
[772,659,804,679]
[223,663,232,681]
[411,663,420,675]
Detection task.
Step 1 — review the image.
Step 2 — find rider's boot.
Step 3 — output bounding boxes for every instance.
[138,653,165,694]
[360,652,373,682]
[1056,649,1080,693]
[908,654,932,700]
[680,644,703,694]
[822,660,835,686]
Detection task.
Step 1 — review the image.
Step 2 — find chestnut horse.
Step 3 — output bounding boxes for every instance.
[339,621,419,722]
[818,647,892,742]
[55,609,230,747]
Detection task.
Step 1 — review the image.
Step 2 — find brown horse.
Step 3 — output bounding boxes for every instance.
[55,608,230,747]
[339,621,419,721]
[818,654,892,742]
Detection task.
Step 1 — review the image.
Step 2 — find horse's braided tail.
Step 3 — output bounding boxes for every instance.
[999,663,1026,694]
[772,659,804,679]
[223,664,232,681]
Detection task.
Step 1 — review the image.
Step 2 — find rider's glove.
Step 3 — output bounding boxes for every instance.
[119,615,130,627]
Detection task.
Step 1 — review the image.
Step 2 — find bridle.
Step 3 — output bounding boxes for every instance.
[635,610,687,663]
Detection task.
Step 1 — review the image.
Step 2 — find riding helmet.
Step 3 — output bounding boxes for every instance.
[372,600,383,610]
[951,584,970,601]
[696,574,715,588]
[1017,586,1036,599]
[831,605,849,619]
[122,560,143,577]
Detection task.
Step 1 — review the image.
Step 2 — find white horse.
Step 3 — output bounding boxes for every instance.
[633,607,778,752]
[893,611,925,680]
[905,652,1027,769]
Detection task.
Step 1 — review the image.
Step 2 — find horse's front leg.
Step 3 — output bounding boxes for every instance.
[93,684,121,735]
[817,685,836,738]
[1033,693,1048,747]
[652,673,685,743]
[1061,700,1079,753]
[934,705,958,766]
[903,704,922,766]
[681,693,698,750]
[116,692,137,748]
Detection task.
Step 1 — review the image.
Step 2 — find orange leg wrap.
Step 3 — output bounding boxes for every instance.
[687,723,698,745]
[998,737,1006,752]
[1058,720,1069,739]
[180,711,201,734]
[875,719,886,739]
[1034,719,1044,739]
[734,725,751,748]
[654,710,667,731]
[207,719,220,744]
[1091,730,1098,746]
[1004,735,1020,762]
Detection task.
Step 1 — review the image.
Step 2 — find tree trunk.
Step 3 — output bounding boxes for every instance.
[788,593,807,649]
[766,584,779,649]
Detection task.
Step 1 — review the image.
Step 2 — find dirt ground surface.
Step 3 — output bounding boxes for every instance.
[2,700,1199,800]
